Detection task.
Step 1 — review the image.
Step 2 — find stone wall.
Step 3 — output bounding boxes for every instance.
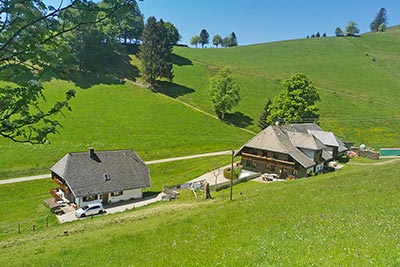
[350,147,380,160]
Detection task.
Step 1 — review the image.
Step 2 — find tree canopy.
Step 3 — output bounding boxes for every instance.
[164,22,181,45]
[207,68,240,120]
[212,34,223,48]
[258,98,272,130]
[370,8,388,32]
[0,0,144,143]
[190,35,201,48]
[199,29,209,48]
[267,73,320,125]
[139,16,174,86]
[345,21,360,36]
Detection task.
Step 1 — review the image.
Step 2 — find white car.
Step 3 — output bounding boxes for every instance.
[75,203,105,218]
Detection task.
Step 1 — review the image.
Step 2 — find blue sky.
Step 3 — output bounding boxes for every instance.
[138,0,400,46]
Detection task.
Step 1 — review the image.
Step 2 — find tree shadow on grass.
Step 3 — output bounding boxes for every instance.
[171,53,192,66]
[223,112,254,128]
[156,81,195,98]
[57,45,139,89]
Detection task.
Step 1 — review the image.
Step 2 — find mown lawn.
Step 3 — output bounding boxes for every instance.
[1,161,399,266]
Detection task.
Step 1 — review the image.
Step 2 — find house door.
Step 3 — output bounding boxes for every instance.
[102,193,109,204]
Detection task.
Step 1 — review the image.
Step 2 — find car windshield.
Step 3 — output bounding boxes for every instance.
[82,205,89,210]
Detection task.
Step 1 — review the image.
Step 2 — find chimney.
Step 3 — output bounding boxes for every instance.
[89,148,95,159]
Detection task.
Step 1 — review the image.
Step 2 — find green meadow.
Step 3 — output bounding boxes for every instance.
[1,25,400,266]
[0,80,252,179]
[172,27,400,147]
[1,160,399,266]
[1,27,400,179]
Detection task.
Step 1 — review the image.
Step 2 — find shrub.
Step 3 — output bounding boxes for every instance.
[223,166,242,179]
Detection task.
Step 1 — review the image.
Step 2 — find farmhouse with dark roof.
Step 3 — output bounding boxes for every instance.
[236,123,347,178]
[50,148,150,208]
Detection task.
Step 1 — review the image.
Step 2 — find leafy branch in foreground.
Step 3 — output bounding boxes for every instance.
[0,83,75,144]
[0,0,142,143]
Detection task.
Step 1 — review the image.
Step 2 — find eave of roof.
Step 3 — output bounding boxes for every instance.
[50,150,150,197]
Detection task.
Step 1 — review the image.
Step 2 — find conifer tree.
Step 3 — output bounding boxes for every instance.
[229,32,238,46]
[199,29,209,48]
[140,17,173,86]
[370,8,388,32]
[258,98,272,130]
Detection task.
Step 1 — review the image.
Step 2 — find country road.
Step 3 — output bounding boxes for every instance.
[0,150,233,185]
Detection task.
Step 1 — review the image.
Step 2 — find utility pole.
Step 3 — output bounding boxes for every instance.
[230,150,234,201]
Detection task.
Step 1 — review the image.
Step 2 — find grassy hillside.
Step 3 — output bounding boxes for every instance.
[1,27,400,178]
[171,27,400,148]
[0,80,252,179]
[1,160,399,266]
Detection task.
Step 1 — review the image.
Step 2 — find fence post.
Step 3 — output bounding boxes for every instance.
[18,223,21,234]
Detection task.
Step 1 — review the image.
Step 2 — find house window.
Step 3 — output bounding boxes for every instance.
[111,191,123,197]
[83,195,98,202]
[245,160,256,168]
[270,165,275,171]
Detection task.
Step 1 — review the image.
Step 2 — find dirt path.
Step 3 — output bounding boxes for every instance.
[0,150,233,185]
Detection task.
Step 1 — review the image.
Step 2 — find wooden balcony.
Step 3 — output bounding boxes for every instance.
[50,188,62,201]
[241,152,295,170]
[52,177,70,193]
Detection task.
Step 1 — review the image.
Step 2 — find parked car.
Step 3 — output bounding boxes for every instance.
[75,203,105,218]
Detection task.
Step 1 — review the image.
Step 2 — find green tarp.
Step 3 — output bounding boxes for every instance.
[380,149,400,156]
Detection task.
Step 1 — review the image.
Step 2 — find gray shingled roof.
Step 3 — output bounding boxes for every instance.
[237,126,315,168]
[308,130,347,153]
[51,149,150,197]
[287,131,325,151]
[285,123,323,133]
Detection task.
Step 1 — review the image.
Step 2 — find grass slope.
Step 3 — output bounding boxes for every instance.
[1,161,399,266]
[0,80,252,179]
[171,27,400,148]
[0,155,232,241]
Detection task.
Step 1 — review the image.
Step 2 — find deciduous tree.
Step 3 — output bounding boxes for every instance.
[97,0,144,44]
[268,73,320,125]
[0,0,142,143]
[190,35,201,48]
[212,34,223,48]
[207,68,240,120]
[345,21,360,36]
[378,23,387,32]
[0,0,83,143]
